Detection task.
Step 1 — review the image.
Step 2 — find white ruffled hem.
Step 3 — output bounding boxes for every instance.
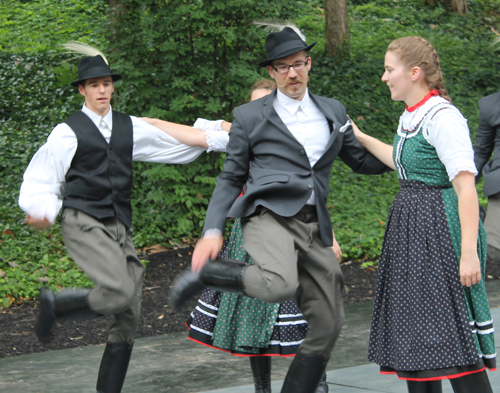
[447,163,478,182]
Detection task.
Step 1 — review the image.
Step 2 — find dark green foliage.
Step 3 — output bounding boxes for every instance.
[108,0,302,120]
[0,51,89,307]
[1,0,500,305]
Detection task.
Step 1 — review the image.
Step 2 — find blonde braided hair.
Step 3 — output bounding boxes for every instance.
[387,36,452,103]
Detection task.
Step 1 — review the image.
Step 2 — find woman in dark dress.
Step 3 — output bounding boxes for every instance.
[353,36,496,393]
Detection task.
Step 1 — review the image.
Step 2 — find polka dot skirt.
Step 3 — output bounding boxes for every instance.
[369,180,480,375]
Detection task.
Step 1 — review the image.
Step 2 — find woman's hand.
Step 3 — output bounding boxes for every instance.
[459,250,481,287]
[452,171,482,287]
[348,116,396,170]
[349,117,366,141]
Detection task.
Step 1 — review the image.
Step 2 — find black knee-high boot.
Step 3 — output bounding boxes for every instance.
[407,380,443,393]
[170,257,247,311]
[250,357,272,393]
[280,353,328,393]
[96,342,134,393]
[36,288,97,341]
[449,371,493,393]
[315,372,328,393]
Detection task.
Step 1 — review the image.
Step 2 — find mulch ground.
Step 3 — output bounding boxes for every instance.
[1,248,500,359]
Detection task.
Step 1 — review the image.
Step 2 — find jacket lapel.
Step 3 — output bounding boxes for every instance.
[310,93,342,152]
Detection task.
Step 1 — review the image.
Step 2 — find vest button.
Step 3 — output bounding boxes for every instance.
[300,149,306,155]
[308,184,313,189]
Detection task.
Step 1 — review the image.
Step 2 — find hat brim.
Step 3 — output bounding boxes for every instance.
[258,42,316,67]
[71,73,122,87]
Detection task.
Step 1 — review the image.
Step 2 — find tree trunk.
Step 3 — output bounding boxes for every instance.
[324,0,350,58]
[426,0,468,14]
[450,0,468,14]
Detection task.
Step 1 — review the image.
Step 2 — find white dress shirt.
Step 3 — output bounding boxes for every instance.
[19,104,211,223]
[273,89,330,205]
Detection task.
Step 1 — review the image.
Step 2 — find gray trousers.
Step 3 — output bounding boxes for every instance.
[485,193,500,262]
[241,206,344,359]
[61,208,144,344]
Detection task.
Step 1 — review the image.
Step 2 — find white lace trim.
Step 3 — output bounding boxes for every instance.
[442,155,478,181]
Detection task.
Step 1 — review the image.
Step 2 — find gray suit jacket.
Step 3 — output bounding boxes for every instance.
[203,90,390,247]
[474,91,500,196]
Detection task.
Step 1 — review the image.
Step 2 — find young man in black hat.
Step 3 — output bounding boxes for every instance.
[19,54,209,393]
[170,27,391,392]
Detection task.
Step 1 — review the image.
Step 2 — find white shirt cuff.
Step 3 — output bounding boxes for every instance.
[203,228,223,239]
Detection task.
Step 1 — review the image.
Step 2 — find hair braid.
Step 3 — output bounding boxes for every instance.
[387,36,452,103]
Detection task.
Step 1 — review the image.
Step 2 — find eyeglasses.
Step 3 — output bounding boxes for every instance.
[272,59,309,74]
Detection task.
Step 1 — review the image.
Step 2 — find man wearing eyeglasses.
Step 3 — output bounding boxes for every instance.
[171,27,390,392]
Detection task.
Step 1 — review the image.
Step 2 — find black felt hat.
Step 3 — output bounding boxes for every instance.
[258,27,316,67]
[70,55,122,87]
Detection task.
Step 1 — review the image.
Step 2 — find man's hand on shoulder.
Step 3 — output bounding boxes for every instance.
[24,214,52,230]
[192,235,223,272]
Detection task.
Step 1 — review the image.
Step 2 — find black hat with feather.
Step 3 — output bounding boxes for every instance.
[61,41,122,87]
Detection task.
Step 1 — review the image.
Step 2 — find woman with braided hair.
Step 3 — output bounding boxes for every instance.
[352,36,496,393]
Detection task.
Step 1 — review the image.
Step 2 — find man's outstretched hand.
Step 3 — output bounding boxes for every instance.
[192,236,223,272]
[24,214,52,230]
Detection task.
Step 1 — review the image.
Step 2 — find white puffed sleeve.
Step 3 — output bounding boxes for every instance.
[19,124,77,223]
[193,118,229,152]
[193,118,225,132]
[204,130,229,152]
[425,108,478,181]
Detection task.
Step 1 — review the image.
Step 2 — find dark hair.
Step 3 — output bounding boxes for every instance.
[387,36,451,103]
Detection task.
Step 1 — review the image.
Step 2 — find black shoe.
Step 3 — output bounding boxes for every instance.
[315,372,328,393]
[35,287,96,342]
[169,270,206,311]
[170,257,247,311]
[280,353,328,393]
[250,356,272,393]
[96,341,134,393]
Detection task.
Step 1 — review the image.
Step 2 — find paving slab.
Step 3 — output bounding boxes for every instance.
[0,280,499,393]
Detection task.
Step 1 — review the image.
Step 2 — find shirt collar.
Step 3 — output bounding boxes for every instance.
[276,88,310,115]
[81,104,113,130]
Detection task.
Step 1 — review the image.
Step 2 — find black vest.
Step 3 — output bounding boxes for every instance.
[62,110,134,228]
